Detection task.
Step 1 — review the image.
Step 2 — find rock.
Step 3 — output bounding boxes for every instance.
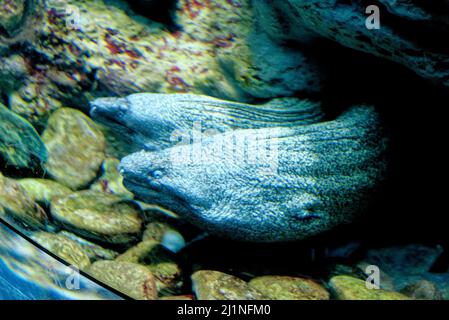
[363,244,444,289]
[0,172,48,228]
[57,231,119,261]
[86,260,157,300]
[401,280,443,300]
[17,178,72,205]
[50,190,142,244]
[0,0,42,54]
[0,55,28,94]
[145,247,183,296]
[249,276,330,300]
[116,240,183,295]
[159,295,194,300]
[42,108,106,190]
[143,221,179,242]
[143,221,186,253]
[7,0,324,124]
[421,274,449,300]
[97,125,137,161]
[327,262,396,292]
[30,231,91,270]
[0,0,26,36]
[356,261,396,291]
[9,78,64,127]
[218,27,321,98]
[90,157,134,198]
[139,204,180,219]
[271,0,449,87]
[116,240,160,263]
[329,275,411,300]
[0,103,47,170]
[191,270,266,300]
[361,245,449,297]
[252,0,318,44]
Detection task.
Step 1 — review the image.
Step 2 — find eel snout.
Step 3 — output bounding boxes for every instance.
[119,150,168,190]
[89,97,129,124]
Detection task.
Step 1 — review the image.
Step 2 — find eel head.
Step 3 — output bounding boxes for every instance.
[89,94,177,151]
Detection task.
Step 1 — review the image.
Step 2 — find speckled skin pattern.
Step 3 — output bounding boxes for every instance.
[90,93,324,151]
[92,94,388,242]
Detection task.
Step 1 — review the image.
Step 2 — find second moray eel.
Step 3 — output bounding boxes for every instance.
[90,93,324,152]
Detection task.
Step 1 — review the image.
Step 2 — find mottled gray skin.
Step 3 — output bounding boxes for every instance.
[90,93,323,152]
[118,106,387,242]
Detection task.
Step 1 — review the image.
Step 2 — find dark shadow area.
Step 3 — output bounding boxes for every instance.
[304,39,449,260]
[126,0,181,32]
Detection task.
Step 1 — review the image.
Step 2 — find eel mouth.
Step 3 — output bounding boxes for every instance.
[122,174,193,217]
[90,101,129,132]
[90,99,160,151]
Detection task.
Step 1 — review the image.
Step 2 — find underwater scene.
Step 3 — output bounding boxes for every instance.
[1,0,449,301]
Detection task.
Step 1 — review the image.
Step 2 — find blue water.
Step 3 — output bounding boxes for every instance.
[0,221,122,300]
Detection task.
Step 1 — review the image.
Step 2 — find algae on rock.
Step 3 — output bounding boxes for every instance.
[249,275,330,300]
[329,275,411,300]
[87,260,158,300]
[0,103,47,170]
[31,231,91,270]
[192,270,267,300]
[42,108,106,190]
[116,240,183,296]
[0,172,48,229]
[6,0,323,125]
[17,178,72,205]
[50,190,143,244]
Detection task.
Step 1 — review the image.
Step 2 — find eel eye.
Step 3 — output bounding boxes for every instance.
[152,170,164,179]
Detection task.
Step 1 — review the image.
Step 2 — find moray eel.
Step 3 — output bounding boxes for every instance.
[90,93,324,152]
[105,99,387,242]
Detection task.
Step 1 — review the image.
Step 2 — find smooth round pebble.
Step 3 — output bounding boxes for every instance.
[249,275,330,300]
[50,190,142,244]
[192,270,266,300]
[31,231,91,270]
[17,178,72,205]
[116,240,183,295]
[329,275,411,300]
[42,108,106,190]
[86,260,157,300]
[90,157,134,198]
[401,280,443,300]
[0,172,48,228]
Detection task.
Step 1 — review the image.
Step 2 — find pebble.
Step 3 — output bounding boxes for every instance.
[329,275,411,300]
[17,178,72,205]
[31,231,91,270]
[50,190,142,244]
[86,260,158,300]
[42,108,106,189]
[0,172,48,229]
[249,275,330,300]
[192,270,266,300]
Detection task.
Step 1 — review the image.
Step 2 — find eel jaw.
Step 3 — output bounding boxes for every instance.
[89,97,128,123]
[122,176,194,218]
[90,98,161,151]
[89,98,133,135]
